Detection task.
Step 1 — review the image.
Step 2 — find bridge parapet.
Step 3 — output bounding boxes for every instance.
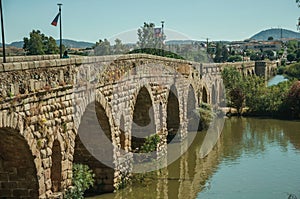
[0,54,62,63]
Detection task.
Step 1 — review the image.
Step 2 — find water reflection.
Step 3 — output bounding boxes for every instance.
[89,118,300,199]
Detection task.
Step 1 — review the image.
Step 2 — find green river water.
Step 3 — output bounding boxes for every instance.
[88,117,300,199]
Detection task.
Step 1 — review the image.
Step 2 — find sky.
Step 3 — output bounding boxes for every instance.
[2,0,300,44]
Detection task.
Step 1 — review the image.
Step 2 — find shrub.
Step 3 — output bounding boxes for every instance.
[64,164,95,199]
[196,103,215,130]
[140,134,161,153]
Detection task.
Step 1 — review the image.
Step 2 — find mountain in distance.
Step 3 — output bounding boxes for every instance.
[166,40,196,45]
[250,28,300,41]
[5,39,94,49]
[58,39,94,49]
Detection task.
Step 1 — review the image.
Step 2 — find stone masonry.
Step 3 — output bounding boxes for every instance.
[0,54,265,198]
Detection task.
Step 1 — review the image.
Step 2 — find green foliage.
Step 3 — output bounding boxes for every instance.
[221,66,245,115]
[64,164,95,199]
[140,134,161,153]
[287,53,296,62]
[23,30,59,55]
[213,43,229,63]
[221,66,296,117]
[227,55,243,62]
[229,87,245,114]
[285,62,300,79]
[286,81,300,118]
[137,22,165,49]
[250,53,262,61]
[94,39,111,56]
[113,38,127,54]
[129,48,185,60]
[196,103,215,130]
[286,40,299,54]
[245,77,292,115]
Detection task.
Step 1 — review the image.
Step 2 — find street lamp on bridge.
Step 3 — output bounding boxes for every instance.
[0,0,6,63]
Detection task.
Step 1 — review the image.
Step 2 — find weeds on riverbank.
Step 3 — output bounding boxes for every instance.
[221,66,300,119]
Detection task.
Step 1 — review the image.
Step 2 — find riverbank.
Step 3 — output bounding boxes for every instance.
[219,107,300,120]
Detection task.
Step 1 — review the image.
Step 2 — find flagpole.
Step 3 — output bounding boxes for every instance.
[0,0,6,63]
[58,3,62,58]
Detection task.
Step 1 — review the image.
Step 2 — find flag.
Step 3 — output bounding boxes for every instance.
[154,28,162,38]
[51,13,60,26]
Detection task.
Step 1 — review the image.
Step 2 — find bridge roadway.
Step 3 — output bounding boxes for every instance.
[0,54,276,198]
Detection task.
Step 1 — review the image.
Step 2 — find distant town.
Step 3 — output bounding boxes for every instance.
[1,27,300,64]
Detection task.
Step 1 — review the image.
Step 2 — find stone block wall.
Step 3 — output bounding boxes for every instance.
[0,53,220,198]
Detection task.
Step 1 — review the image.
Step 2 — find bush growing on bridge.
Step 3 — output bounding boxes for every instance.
[140,134,161,153]
[64,164,95,199]
[129,48,185,60]
[193,103,215,130]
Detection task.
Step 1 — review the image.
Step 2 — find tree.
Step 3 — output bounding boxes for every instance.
[113,38,125,54]
[287,53,296,62]
[137,22,165,49]
[94,39,111,56]
[268,36,274,41]
[44,37,59,54]
[23,30,59,55]
[227,55,243,62]
[222,45,229,61]
[214,43,222,63]
[23,30,44,55]
[221,66,246,115]
[286,81,300,118]
[213,43,229,63]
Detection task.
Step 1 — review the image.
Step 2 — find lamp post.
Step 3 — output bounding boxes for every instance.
[161,20,164,55]
[161,20,164,37]
[0,0,6,63]
[57,3,63,58]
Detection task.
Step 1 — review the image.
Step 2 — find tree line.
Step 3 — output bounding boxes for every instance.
[222,66,300,119]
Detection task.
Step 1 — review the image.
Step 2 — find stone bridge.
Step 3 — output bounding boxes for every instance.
[0,54,273,198]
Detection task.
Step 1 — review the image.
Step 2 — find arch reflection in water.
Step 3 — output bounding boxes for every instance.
[88,118,300,199]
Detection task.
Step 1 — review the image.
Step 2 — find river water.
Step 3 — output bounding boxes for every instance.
[88,118,300,199]
[267,75,288,86]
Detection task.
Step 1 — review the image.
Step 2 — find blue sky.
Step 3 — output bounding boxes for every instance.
[2,0,300,44]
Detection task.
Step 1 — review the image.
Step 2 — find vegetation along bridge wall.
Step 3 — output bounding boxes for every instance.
[0,54,275,198]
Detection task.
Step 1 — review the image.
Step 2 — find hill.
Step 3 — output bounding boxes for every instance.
[250,28,300,41]
[3,39,94,49]
[58,39,94,49]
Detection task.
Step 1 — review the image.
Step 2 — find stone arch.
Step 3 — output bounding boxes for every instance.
[187,84,198,131]
[212,84,217,105]
[131,86,156,152]
[202,86,208,104]
[51,139,62,193]
[74,100,115,194]
[0,127,39,198]
[166,84,180,143]
[218,80,226,106]
[119,115,126,151]
[247,69,251,76]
